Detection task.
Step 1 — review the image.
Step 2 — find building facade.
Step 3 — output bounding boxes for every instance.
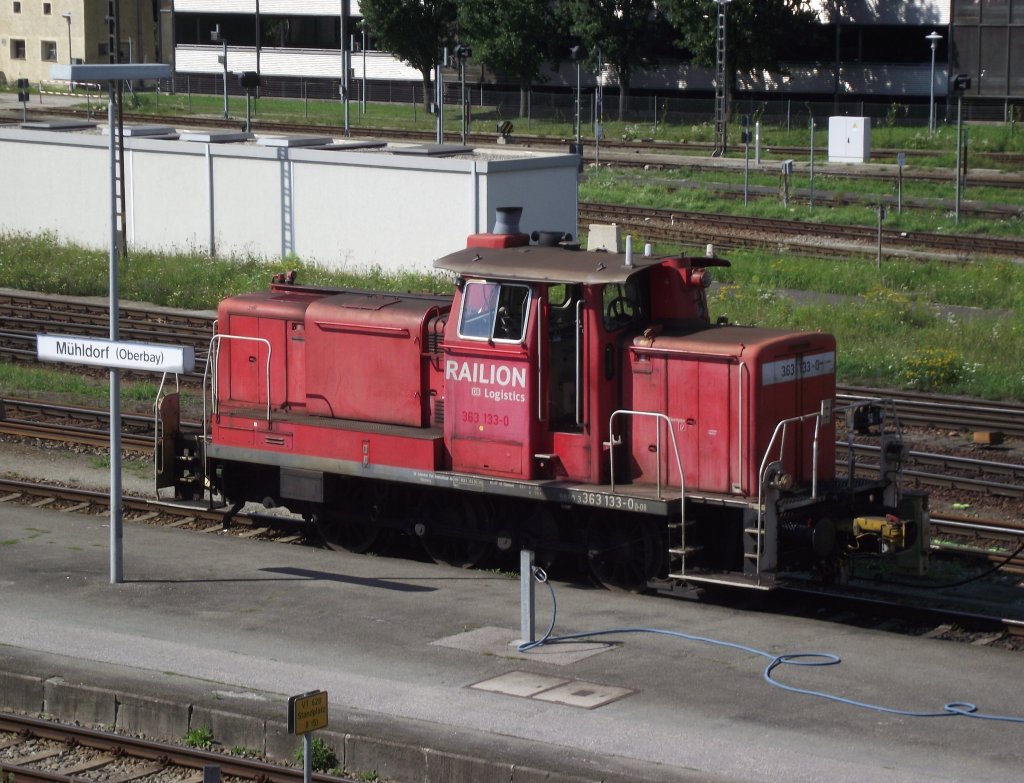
[951,0,1024,103]
[0,0,157,85]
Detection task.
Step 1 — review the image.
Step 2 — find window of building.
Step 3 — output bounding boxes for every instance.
[11,39,26,60]
[13,1,22,13]
[41,40,57,61]
[42,1,50,13]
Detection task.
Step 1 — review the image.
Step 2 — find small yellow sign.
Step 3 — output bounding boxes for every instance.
[289,690,329,735]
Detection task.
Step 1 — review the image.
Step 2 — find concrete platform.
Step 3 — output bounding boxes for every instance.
[1,503,1023,782]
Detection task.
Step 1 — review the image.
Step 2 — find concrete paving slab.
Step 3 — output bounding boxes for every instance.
[531,680,633,710]
[470,671,569,698]
[432,626,613,665]
[1,503,1023,782]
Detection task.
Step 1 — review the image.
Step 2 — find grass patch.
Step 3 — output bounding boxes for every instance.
[579,168,1024,238]
[294,737,338,774]
[183,726,214,750]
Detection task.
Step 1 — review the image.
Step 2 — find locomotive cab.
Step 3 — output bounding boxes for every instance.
[435,241,718,486]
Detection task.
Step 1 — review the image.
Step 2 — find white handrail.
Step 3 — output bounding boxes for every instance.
[607,409,688,571]
[204,335,273,449]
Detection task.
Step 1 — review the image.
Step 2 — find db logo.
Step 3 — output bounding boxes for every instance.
[470,387,482,397]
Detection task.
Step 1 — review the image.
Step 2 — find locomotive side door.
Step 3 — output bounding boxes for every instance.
[539,280,636,485]
[539,283,589,480]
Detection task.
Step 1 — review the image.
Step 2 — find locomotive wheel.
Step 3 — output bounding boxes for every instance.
[418,495,495,569]
[314,483,393,554]
[315,512,387,554]
[586,514,658,592]
[517,505,562,571]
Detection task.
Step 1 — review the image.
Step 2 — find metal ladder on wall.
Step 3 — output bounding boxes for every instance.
[107,0,127,255]
[712,1,727,157]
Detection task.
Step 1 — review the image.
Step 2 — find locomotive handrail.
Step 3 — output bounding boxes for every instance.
[607,409,687,574]
[575,299,584,427]
[312,320,411,337]
[737,361,749,493]
[205,334,273,431]
[755,403,828,577]
[536,303,544,422]
[607,410,686,501]
[152,371,180,482]
[833,396,905,500]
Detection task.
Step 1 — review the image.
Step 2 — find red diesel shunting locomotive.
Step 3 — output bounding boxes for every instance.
[157,208,928,591]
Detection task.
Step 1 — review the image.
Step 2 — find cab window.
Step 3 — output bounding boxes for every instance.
[458,281,531,342]
[602,281,641,331]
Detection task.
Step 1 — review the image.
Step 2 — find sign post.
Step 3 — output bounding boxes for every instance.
[50,62,171,585]
[289,690,329,783]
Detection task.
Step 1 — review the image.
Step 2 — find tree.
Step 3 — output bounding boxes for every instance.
[556,0,659,121]
[359,0,458,110]
[457,0,556,118]
[662,0,819,110]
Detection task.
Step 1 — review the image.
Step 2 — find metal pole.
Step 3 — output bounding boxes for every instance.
[743,140,749,206]
[303,733,312,783]
[575,61,581,152]
[362,28,367,114]
[63,13,73,90]
[460,58,466,144]
[222,38,228,119]
[927,31,941,134]
[344,43,351,135]
[107,83,123,585]
[520,550,535,644]
[808,119,815,208]
[436,51,444,145]
[955,94,962,224]
[876,204,884,270]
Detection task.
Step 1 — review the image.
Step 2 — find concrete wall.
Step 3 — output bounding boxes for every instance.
[0,127,579,271]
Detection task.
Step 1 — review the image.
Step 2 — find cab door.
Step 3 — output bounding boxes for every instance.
[444,279,538,478]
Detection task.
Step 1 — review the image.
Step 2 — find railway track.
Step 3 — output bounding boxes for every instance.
[609,173,1024,220]
[4,397,1022,505]
[837,386,1024,439]
[18,104,1024,172]
[2,291,1022,437]
[0,712,348,783]
[578,203,1024,261]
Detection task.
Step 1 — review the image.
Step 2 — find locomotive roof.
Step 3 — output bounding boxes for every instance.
[434,245,660,285]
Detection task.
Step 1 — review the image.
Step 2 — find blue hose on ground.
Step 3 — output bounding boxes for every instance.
[517,571,1024,724]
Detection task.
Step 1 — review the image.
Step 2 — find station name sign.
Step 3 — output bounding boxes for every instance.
[37,334,195,374]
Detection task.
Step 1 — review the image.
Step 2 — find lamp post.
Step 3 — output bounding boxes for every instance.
[570,45,583,155]
[211,26,228,119]
[926,31,942,134]
[454,44,471,144]
[62,12,73,91]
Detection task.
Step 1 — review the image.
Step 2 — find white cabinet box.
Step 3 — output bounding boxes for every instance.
[828,116,871,163]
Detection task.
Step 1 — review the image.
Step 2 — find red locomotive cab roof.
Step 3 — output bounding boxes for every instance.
[436,245,729,286]
[435,245,661,285]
